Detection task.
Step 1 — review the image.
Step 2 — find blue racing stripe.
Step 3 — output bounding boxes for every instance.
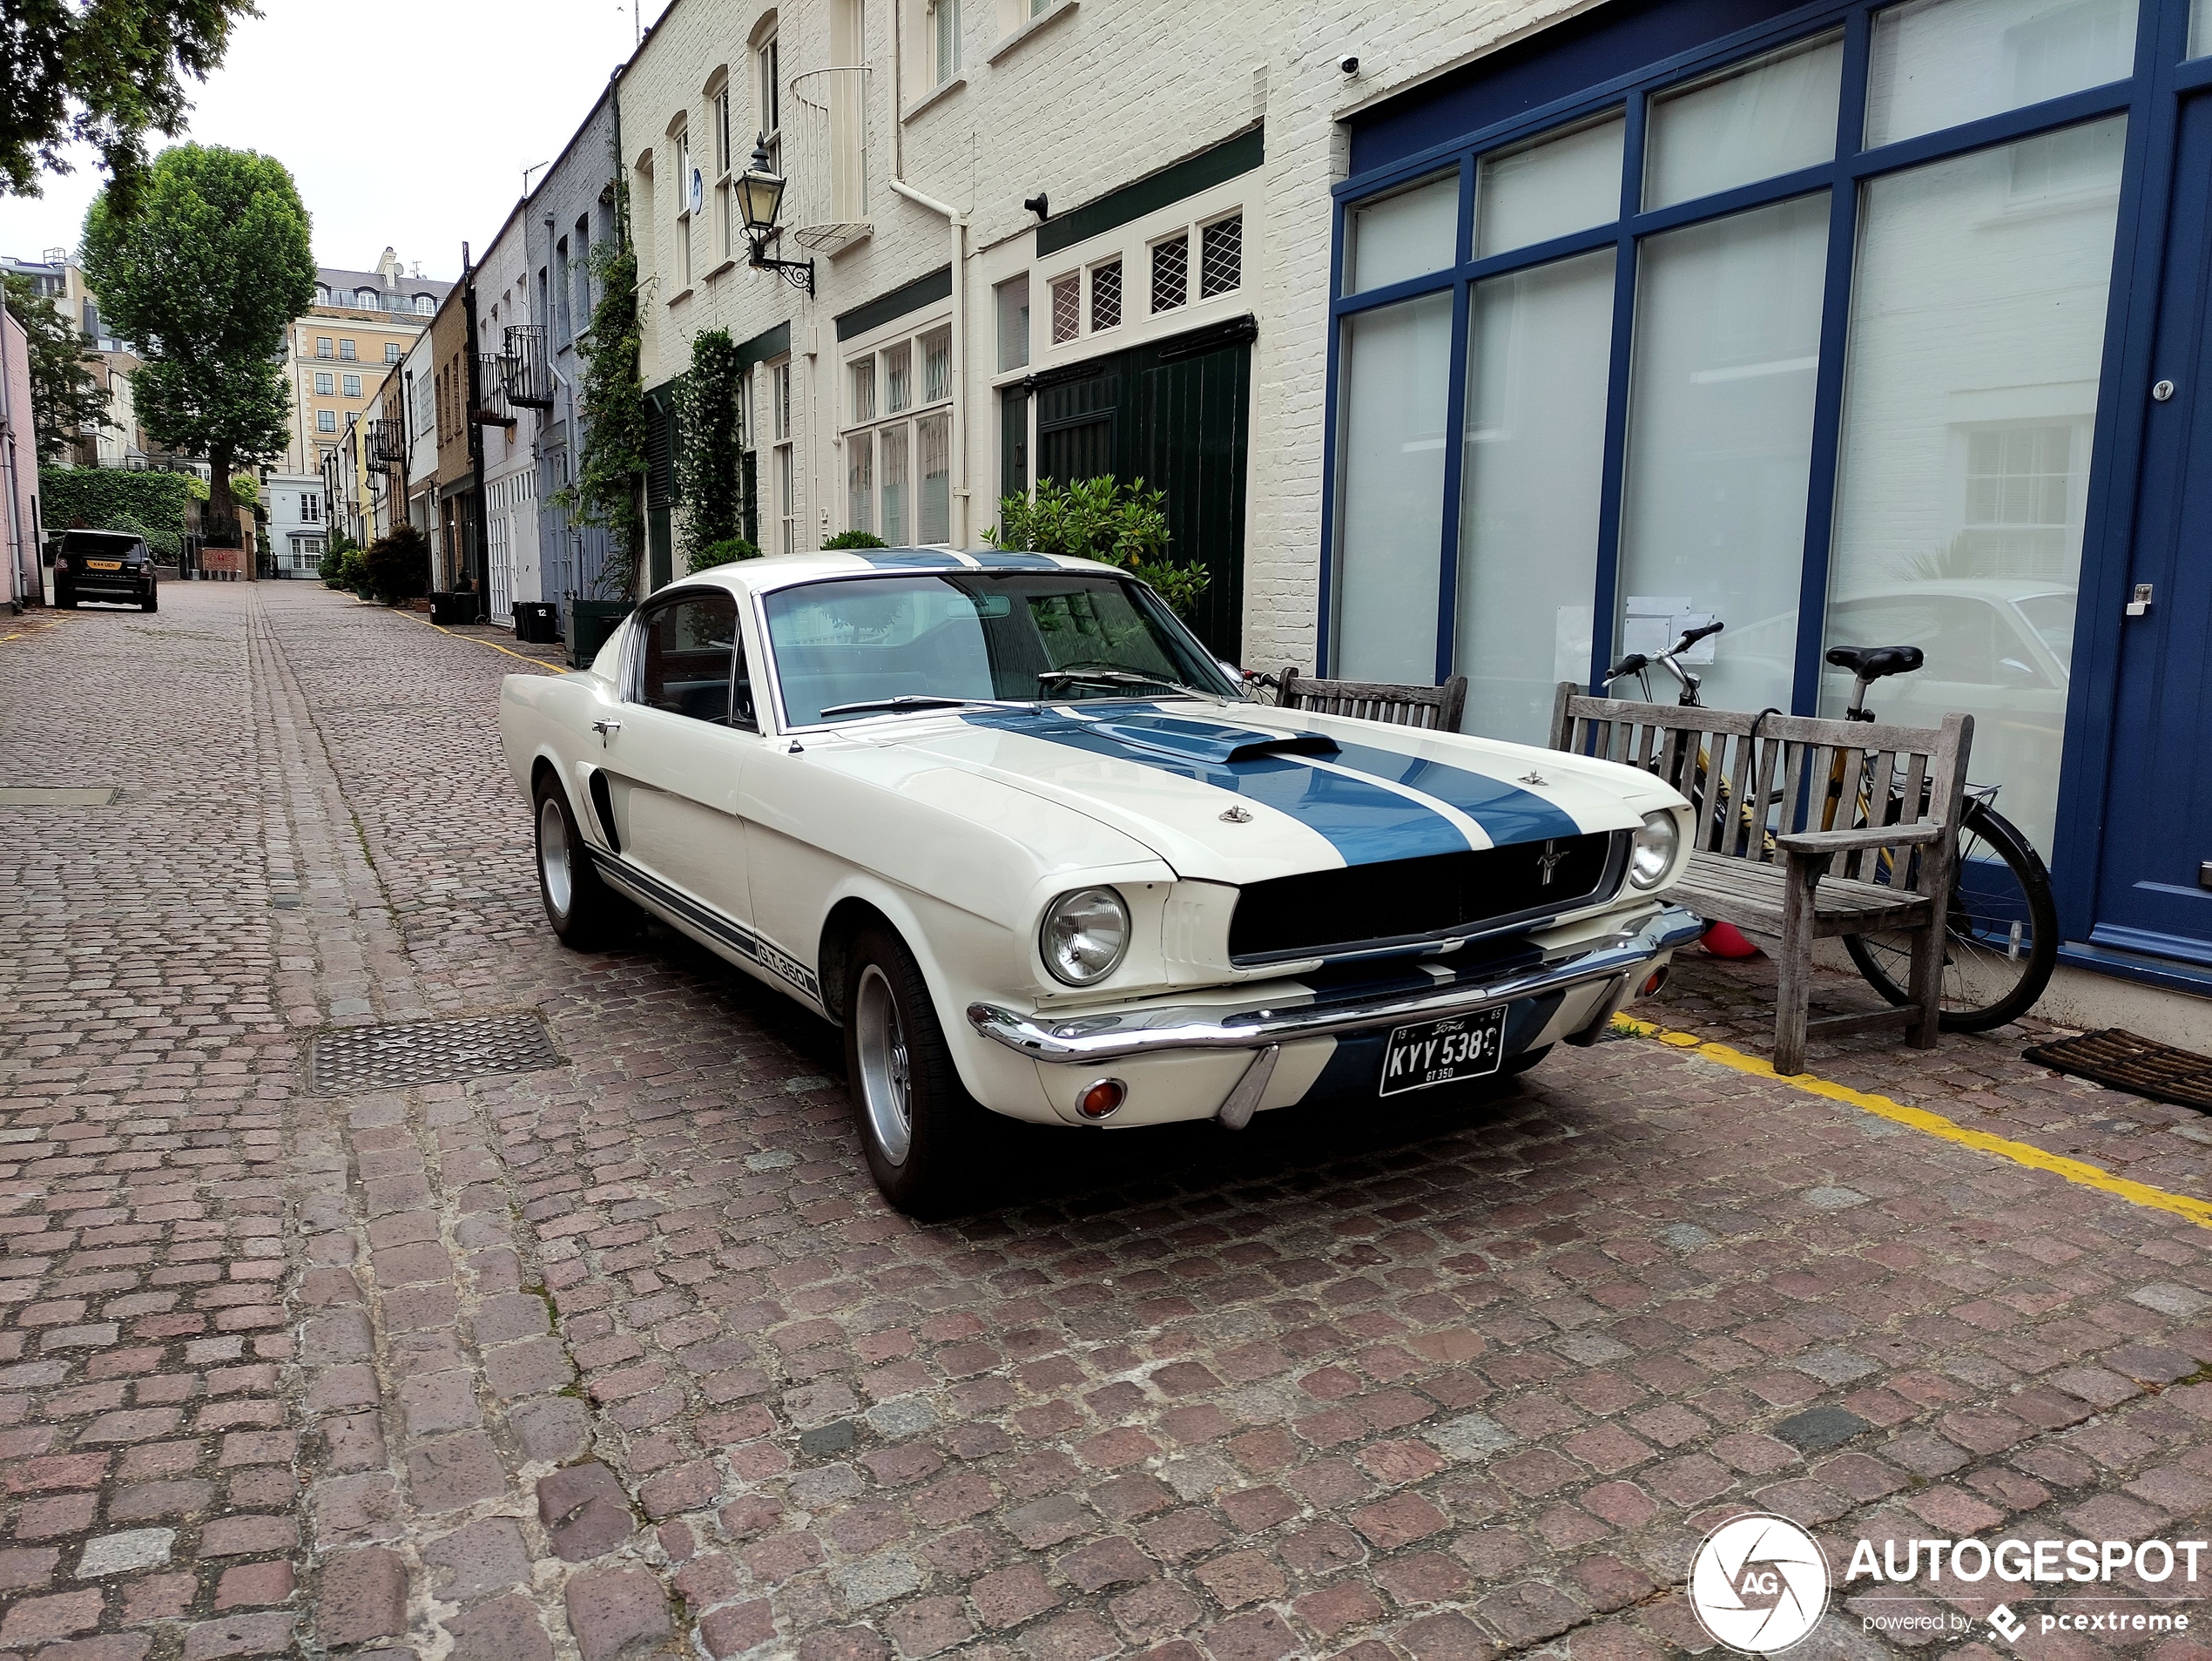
[1329,739,1582,845]
[967,550,1062,570]
[852,549,973,570]
[960,708,1470,864]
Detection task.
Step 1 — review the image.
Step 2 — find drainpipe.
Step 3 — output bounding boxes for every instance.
[888,3,971,545]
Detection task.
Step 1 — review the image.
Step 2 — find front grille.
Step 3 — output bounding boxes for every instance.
[1228,831,1623,964]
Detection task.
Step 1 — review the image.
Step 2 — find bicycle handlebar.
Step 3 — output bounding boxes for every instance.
[1605,652,1649,682]
[1677,619,1725,649]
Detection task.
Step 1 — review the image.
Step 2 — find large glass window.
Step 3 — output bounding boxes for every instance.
[1645,35,1844,208]
[1476,113,1624,257]
[1615,193,1831,713]
[1865,0,2136,147]
[1824,117,2125,852]
[1345,173,1458,294]
[1333,293,1453,681]
[1455,251,1616,742]
[844,321,954,544]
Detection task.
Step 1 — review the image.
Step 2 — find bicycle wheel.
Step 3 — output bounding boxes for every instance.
[1844,800,2058,1032]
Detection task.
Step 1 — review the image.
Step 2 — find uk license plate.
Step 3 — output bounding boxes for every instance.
[1379,1008,1508,1097]
[85,560,122,571]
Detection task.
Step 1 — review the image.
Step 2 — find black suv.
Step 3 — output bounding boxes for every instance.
[54,530,158,611]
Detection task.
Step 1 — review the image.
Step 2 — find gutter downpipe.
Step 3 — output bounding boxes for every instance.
[888,10,972,546]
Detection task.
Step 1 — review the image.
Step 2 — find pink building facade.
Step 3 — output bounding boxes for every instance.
[0,307,39,608]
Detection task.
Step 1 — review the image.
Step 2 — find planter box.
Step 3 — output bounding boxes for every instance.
[568,599,633,669]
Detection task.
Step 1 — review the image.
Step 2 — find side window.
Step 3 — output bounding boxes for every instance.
[636,591,741,723]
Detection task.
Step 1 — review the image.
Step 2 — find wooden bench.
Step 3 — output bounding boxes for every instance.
[1550,685,1973,1075]
[1277,668,1468,733]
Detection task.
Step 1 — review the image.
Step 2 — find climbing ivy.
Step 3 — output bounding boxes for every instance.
[673,327,747,558]
[555,180,647,599]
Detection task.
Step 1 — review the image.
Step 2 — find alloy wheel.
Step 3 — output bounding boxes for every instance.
[854,963,914,1165]
[538,795,573,918]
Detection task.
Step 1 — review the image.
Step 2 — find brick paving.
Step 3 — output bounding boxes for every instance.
[0,582,2208,1660]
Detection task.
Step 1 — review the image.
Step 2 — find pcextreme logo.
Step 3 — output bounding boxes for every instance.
[1689,1514,1831,1653]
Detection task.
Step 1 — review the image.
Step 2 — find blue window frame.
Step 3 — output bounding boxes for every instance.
[1321,0,2212,925]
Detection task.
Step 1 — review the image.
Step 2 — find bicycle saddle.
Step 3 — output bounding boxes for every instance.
[1824,644,1924,680]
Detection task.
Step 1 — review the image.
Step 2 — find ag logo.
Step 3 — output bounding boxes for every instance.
[1689,1514,1830,1653]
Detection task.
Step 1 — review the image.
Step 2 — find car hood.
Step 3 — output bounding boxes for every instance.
[829,700,1679,886]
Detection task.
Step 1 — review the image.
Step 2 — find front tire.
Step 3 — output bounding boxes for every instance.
[843,923,989,1218]
[533,772,633,949]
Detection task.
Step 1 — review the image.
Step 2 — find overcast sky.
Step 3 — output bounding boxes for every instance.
[0,0,674,280]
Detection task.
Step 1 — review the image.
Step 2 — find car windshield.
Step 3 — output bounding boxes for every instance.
[764,571,1238,726]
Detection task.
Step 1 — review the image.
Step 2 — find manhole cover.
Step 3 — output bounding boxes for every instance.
[313,1013,562,1094]
[0,787,121,806]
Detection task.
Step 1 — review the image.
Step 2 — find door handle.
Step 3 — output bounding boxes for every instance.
[591,718,623,746]
[2125,584,2154,618]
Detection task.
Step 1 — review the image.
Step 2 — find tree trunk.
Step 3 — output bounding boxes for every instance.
[208,443,236,542]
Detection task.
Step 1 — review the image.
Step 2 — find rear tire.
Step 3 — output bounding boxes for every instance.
[533,772,634,949]
[141,587,158,613]
[843,923,991,1218]
[55,584,75,609]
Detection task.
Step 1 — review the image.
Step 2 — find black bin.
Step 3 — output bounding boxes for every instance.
[513,601,560,644]
[429,591,480,625]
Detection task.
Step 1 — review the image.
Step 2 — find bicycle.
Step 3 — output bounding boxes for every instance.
[1602,626,2058,1033]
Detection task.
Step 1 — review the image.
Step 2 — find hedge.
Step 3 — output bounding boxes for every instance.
[39,468,192,561]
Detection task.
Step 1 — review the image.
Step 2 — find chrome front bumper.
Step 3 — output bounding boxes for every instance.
[968,904,1703,1064]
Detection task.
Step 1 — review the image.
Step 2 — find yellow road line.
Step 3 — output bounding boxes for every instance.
[393,605,561,672]
[1611,1015,2212,1231]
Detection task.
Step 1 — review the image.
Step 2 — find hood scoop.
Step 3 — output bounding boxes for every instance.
[1074,715,1342,767]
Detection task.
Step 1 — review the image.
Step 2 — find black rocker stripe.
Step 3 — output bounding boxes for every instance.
[591,852,823,1003]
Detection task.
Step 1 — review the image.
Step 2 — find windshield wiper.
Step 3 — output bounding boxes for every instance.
[815,694,1020,719]
[1037,666,1213,699]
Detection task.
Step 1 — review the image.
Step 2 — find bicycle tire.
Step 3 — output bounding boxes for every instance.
[1843,799,2058,1032]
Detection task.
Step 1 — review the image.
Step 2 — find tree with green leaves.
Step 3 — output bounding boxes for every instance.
[2,270,110,460]
[674,327,745,557]
[988,476,1210,618]
[557,184,647,598]
[80,143,314,544]
[1,0,258,213]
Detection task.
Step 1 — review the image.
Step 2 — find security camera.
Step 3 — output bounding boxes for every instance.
[1339,54,1359,75]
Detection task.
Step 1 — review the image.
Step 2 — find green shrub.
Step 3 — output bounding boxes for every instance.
[334,546,369,593]
[362,523,430,604]
[38,466,191,557]
[821,529,887,550]
[688,536,761,573]
[988,476,1210,618]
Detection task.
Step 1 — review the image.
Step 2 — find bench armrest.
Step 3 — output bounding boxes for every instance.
[1776,822,1945,856]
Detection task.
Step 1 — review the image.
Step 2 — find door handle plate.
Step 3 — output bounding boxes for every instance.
[2125,583,2154,618]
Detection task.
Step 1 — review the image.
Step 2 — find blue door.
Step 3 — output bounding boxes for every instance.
[2092,87,2212,968]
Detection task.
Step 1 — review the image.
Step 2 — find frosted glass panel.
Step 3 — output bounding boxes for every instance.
[1455,251,1616,743]
[1334,294,1453,681]
[1646,35,1844,209]
[1866,0,2135,148]
[1345,173,1458,294]
[1476,114,1625,257]
[1616,193,1830,714]
[2194,0,2209,55]
[1825,118,2124,854]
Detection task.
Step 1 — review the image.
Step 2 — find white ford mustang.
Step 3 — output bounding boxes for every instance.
[501,550,1699,1213]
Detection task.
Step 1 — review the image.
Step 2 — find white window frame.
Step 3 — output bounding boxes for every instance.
[673,125,695,292]
[759,34,782,175]
[840,314,955,545]
[769,356,796,556]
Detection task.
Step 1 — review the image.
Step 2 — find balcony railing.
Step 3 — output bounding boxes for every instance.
[368,418,405,473]
[502,325,553,408]
[472,356,516,429]
[789,66,871,255]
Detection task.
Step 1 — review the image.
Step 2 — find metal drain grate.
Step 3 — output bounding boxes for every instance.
[313,1013,562,1094]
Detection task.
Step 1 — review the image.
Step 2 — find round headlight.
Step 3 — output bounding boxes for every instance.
[1040,887,1130,985]
[1629,810,1680,889]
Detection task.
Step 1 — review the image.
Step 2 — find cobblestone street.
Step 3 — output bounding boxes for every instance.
[2,581,2209,1661]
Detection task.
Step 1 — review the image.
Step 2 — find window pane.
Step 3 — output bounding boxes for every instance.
[881,424,909,546]
[995,274,1030,372]
[2195,0,2209,55]
[1091,260,1123,330]
[921,326,951,401]
[1345,172,1457,294]
[1050,274,1080,343]
[1824,117,2123,854]
[1454,251,1616,743]
[1476,113,1623,259]
[1332,292,1453,681]
[918,413,952,544]
[1152,235,1189,313]
[849,431,873,533]
[1865,0,2135,148]
[851,358,875,424]
[1616,192,1830,714]
[1200,216,1242,296]
[1646,35,1844,210]
[884,342,911,414]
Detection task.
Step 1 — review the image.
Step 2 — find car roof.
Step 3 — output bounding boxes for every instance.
[669,548,1125,598]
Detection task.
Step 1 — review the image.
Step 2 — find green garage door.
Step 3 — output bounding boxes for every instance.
[1016,317,1254,660]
